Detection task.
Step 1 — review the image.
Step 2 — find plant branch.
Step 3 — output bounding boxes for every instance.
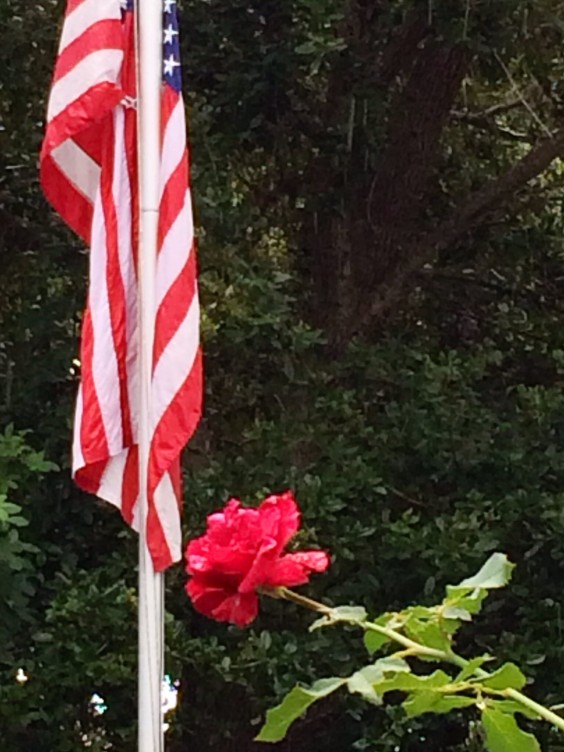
[363,620,449,661]
[265,586,332,615]
[385,485,426,508]
[505,687,564,730]
[267,588,564,733]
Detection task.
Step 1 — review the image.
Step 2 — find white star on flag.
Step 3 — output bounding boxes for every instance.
[163,54,180,76]
[163,0,176,12]
[163,24,179,44]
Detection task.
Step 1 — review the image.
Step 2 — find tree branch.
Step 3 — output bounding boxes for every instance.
[455,119,535,143]
[451,97,524,122]
[358,128,564,327]
[494,51,552,138]
[451,97,536,143]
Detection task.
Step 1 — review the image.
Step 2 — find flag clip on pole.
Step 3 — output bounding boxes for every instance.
[135,0,164,750]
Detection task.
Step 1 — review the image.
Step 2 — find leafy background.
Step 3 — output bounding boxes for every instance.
[2,0,564,749]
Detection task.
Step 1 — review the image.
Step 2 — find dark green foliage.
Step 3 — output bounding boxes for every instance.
[0,425,58,658]
[3,0,564,750]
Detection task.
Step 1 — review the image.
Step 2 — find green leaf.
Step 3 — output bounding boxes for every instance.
[364,629,391,654]
[544,11,564,35]
[294,40,317,55]
[33,631,55,643]
[404,692,476,718]
[488,699,541,721]
[404,616,451,653]
[403,605,436,619]
[347,667,383,705]
[481,663,527,691]
[456,655,494,681]
[2,502,22,515]
[8,516,29,528]
[455,553,515,590]
[347,657,410,705]
[255,678,345,743]
[375,669,452,694]
[482,707,540,752]
[441,606,472,621]
[364,614,391,655]
[370,656,411,679]
[309,605,367,631]
[444,587,488,615]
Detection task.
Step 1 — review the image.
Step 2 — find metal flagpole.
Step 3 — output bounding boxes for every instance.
[135,0,164,749]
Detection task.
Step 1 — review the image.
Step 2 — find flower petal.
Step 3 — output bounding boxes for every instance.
[265,550,330,587]
[186,577,233,618]
[238,536,279,593]
[212,591,259,627]
[290,550,330,572]
[186,507,260,577]
[259,491,300,549]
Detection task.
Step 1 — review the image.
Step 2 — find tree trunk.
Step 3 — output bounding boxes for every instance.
[307,25,469,348]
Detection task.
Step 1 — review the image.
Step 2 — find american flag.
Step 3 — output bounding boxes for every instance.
[40,0,202,570]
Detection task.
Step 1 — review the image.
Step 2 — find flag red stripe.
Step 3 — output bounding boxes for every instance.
[41,81,123,154]
[122,447,139,525]
[147,496,171,571]
[153,249,197,366]
[79,307,110,463]
[100,116,134,446]
[157,158,188,250]
[149,348,203,497]
[40,153,94,243]
[53,20,123,82]
[65,0,89,14]
[75,459,109,495]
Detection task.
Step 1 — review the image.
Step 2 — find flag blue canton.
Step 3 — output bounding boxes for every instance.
[122,0,182,93]
[163,0,182,92]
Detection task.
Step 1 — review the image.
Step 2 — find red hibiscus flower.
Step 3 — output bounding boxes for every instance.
[185,491,329,626]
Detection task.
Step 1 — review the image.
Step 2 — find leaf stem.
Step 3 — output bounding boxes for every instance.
[507,688,564,729]
[264,586,333,614]
[449,657,564,731]
[363,621,448,661]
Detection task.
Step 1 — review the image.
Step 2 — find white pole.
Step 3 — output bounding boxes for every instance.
[135,0,164,750]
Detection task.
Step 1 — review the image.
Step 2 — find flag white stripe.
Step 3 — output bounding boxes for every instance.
[52,139,101,204]
[155,192,193,309]
[72,384,85,473]
[60,0,120,51]
[131,494,141,533]
[152,472,180,565]
[159,100,185,198]
[112,108,139,441]
[89,191,124,453]
[151,296,199,433]
[47,49,123,121]
[98,450,128,506]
